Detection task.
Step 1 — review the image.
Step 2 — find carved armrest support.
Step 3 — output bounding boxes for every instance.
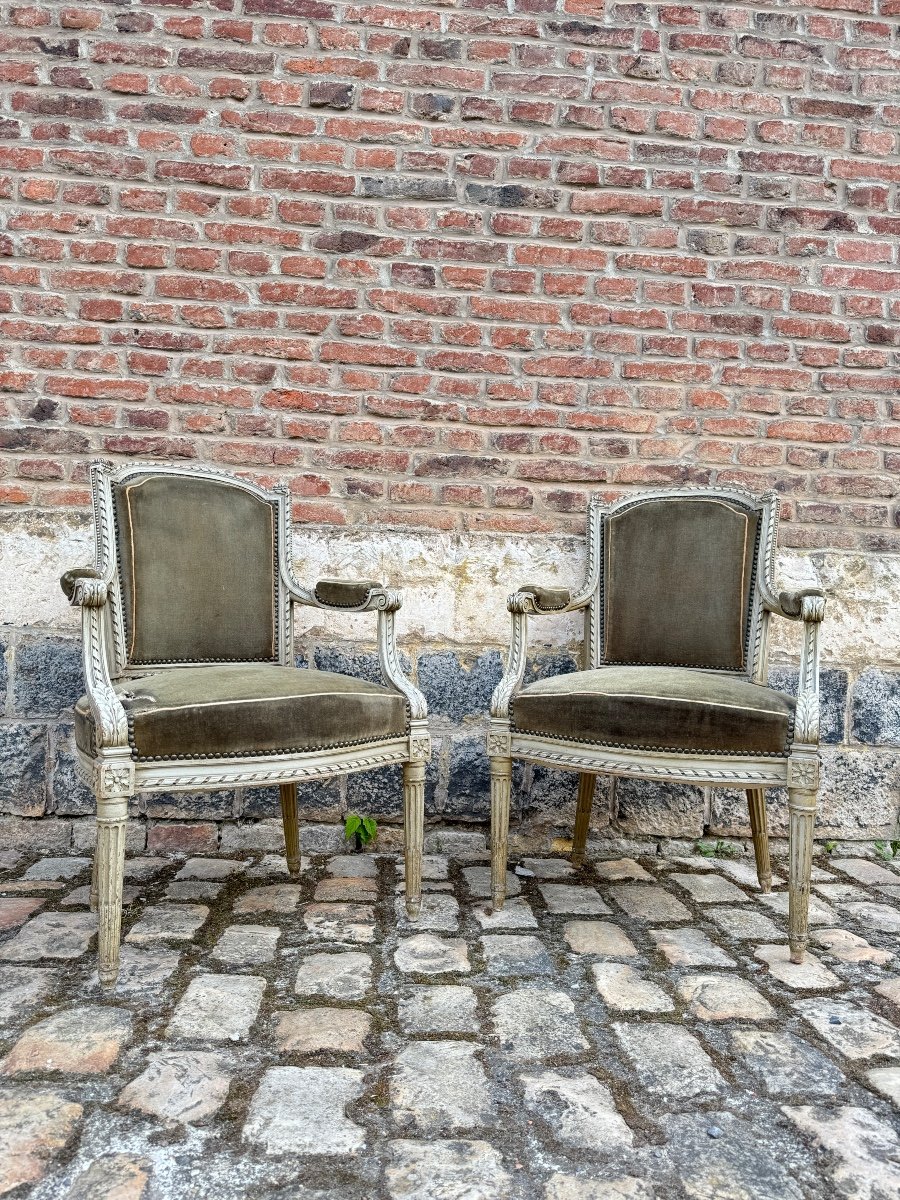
[60,568,108,608]
[61,568,128,750]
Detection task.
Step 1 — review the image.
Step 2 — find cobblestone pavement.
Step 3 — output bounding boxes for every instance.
[1,838,899,1199]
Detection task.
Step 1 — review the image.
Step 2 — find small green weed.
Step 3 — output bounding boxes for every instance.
[345,813,378,849]
[695,839,740,859]
[824,840,838,855]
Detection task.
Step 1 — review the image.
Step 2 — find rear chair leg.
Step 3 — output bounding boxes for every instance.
[280,782,301,877]
[746,787,772,893]
[403,761,425,918]
[490,756,512,910]
[571,773,596,867]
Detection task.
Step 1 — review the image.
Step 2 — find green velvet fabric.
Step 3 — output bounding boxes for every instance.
[114,474,279,665]
[60,567,101,603]
[603,498,759,670]
[315,579,381,608]
[74,665,407,761]
[520,583,571,611]
[512,665,794,756]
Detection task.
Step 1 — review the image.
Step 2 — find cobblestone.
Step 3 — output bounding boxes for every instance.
[1,1007,131,1075]
[398,986,479,1034]
[167,974,266,1042]
[0,844,897,1197]
[391,1040,494,1133]
[117,1050,231,1123]
[564,920,639,957]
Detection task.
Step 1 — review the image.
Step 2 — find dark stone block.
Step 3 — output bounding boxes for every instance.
[346,752,438,819]
[850,668,900,746]
[360,176,456,201]
[524,650,580,684]
[421,37,463,60]
[313,646,410,686]
[13,635,83,718]
[410,93,456,120]
[51,723,94,816]
[445,733,490,821]
[242,779,342,819]
[465,183,561,210]
[614,777,705,838]
[768,664,848,745]
[417,650,503,722]
[0,723,47,816]
[141,791,237,820]
[309,82,353,109]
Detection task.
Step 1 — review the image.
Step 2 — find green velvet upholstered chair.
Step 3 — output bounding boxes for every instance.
[488,487,826,964]
[63,461,430,988]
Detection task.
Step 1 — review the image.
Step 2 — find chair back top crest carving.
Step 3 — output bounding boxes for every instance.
[90,461,292,673]
[584,487,778,681]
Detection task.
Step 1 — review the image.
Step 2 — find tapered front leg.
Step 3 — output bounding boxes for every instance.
[403,760,425,918]
[279,782,301,877]
[490,756,512,910]
[746,787,772,893]
[571,773,596,867]
[96,793,128,989]
[788,786,817,964]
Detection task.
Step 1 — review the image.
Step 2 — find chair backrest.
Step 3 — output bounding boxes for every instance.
[588,489,775,677]
[93,464,289,670]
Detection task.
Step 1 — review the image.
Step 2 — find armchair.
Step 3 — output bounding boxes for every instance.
[488,487,825,963]
[64,461,429,988]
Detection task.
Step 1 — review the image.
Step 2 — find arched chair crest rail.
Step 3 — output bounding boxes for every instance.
[487,486,825,963]
[63,461,429,988]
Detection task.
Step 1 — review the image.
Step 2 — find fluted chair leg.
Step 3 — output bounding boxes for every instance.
[403,761,425,918]
[490,756,512,911]
[280,782,301,877]
[96,793,128,990]
[788,786,817,964]
[746,787,772,893]
[571,773,596,867]
[89,847,99,913]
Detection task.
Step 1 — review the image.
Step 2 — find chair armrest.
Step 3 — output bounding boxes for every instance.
[511,583,573,614]
[61,568,108,608]
[313,578,384,610]
[764,560,826,747]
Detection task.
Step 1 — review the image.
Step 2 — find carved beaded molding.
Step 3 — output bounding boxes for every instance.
[70,460,429,795]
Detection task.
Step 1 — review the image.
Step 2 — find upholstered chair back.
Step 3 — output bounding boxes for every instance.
[112,472,280,667]
[600,495,761,673]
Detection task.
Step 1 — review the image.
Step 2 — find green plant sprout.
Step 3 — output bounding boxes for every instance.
[345,813,378,849]
[824,840,838,855]
[874,840,900,861]
[695,840,740,859]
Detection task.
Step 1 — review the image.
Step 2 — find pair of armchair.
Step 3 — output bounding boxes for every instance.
[66,464,824,989]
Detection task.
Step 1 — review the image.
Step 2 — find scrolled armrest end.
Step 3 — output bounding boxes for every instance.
[61,568,107,608]
[509,583,572,615]
[778,587,825,622]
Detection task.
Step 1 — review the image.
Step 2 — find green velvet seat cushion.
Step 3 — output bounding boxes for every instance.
[511,665,794,756]
[74,665,407,761]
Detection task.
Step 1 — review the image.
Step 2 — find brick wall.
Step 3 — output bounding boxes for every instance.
[0,0,898,549]
[1,0,899,852]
